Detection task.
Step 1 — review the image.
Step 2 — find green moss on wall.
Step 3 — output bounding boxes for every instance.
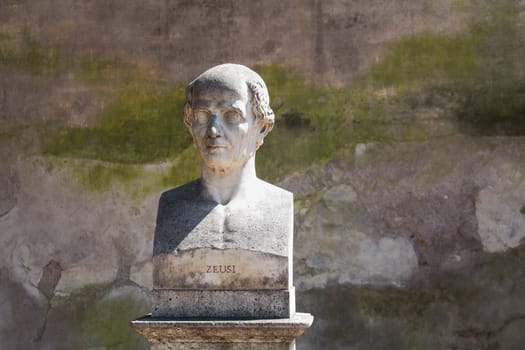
[0,128,18,141]
[43,78,192,164]
[69,162,141,193]
[0,30,61,76]
[448,0,525,135]
[17,0,524,192]
[51,150,200,198]
[369,33,478,89]
[74,57,130,82]
[254,55,463,181]
[52,284,149,350]
[255,10,518,179]
[74,294,149,350]
[255,64,352,180]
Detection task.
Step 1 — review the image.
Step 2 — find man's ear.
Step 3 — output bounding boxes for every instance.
[255,121,273,150]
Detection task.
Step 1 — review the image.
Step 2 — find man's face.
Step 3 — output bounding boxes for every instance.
[188,83,262,171]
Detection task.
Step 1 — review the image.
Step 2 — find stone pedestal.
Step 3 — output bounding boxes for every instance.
[131,313,313,350]
[130,181,313,348]
[130,180,313,348]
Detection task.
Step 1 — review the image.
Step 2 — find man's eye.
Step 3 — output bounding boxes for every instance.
[194,110,210,124]
[224,110,242,123]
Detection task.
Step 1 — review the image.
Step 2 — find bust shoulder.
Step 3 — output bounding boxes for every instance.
[154,178,293,257]
[159,179,202,203]
[158,178,292,206]
[255,178,293,196]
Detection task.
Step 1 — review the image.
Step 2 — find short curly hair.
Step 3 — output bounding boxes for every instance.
[183,64,274,136]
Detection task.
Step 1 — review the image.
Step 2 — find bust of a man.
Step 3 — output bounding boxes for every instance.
[152,64,293,313]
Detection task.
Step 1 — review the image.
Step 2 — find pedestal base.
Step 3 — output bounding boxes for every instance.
[130,313,313,350]
[153,288,295,318]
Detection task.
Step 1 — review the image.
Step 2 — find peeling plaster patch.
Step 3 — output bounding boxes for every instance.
[355,142,377,158]
[55,264,118,297]
[323,184,358,211]
[477,185,525,252]
[351,234,418,285]
[1,155,157,301]
[296,231,418,289]
[298,272,339,290]
[355,143,368,158]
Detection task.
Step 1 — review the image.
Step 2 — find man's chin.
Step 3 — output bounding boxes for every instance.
[201,156,232,170]
[201,154,252,172]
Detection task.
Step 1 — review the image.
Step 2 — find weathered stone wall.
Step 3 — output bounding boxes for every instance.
[1,0,525,349]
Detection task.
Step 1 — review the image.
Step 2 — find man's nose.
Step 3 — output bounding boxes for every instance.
[207,115,221,138]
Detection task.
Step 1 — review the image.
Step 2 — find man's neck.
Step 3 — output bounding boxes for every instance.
[201,157,257,205]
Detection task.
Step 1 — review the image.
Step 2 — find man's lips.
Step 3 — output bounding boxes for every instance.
[206,142,228,148]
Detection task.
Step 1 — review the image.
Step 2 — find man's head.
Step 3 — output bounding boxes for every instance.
[183,64,275,171]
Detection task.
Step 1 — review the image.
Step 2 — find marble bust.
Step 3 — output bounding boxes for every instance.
[152,64,294,318]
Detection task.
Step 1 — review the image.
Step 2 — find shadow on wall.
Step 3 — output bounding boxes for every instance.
[297,243,525,350]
